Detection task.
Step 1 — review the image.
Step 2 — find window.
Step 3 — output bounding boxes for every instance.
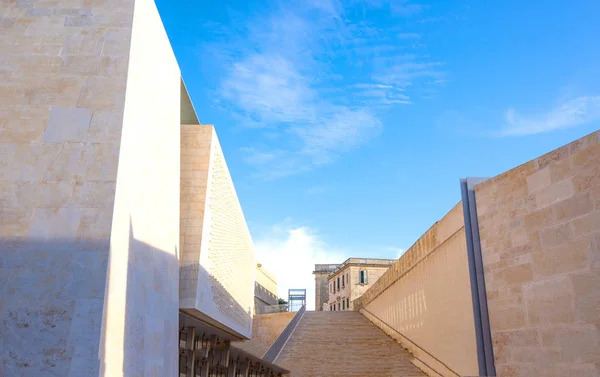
[342,274,345,287]
[337,276,340,290]
[347,298,350,308]
[359,270,368,284]
[342,299,345,310]
[346,272,349,285]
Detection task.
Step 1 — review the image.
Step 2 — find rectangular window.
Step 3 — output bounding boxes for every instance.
[347,298,350,308]
[342,299,345,310]
[359,270,368,284]
[346,272,349,285]
[337,276,340,290]
[342,274,345,287]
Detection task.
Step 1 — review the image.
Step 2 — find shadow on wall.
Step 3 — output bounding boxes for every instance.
[0,225,254,376]
[0,238,110,377]
[121,219,179,376]
[0,219,179,376]
[180,261,253,339]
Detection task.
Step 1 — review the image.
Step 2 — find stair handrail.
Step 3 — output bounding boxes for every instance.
[263,304,306,363]
[358,305,462,377]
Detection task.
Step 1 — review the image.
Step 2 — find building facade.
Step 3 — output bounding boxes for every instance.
[0,1,287,376]
[313,259,395,311]
[313,264,339,311]
[255,263,279,314]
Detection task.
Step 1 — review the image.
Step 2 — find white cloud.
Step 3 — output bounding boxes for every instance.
[500,96,600,136]
[253,223,349,311]
[373,59,444,88]
[252,221,406,310]
[209,0,444,177]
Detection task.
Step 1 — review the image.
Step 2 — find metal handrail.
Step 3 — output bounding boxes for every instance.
[263,305,306,363]
[359,306,462,377]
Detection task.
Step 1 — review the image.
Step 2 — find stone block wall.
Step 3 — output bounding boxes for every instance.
[0,0,134,376]
[255,263,278,313]
[256,263,278,299]
[474,131,600,377]
[180,125,255,340]
[233,312,296,358]
[313,271,330,311]
[355,204,479,377]
[0,0,181,376]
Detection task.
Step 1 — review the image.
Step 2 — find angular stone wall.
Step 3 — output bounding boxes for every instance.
[355,204,479,376]
[0,0,132,375]
[100,0,181,375]
[180,125,255,339]
[256,263,278,299]
[0,0,181,376]
[474,131,600,377]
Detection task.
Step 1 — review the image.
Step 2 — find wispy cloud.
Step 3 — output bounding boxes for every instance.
[392,2,427,17]
[398,32,421,39]
[499,96,600,136]
[206,0,445,177]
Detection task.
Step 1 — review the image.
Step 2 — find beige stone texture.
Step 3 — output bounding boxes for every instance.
[355,203,479,377]
[255,263,279,313]
[179,125,255,339]
[276,311,427,377]
[233,312,296,358]
[0,0,182,376]
[475,130,600,376]
[313,269,331,311]
[256,263,278,299]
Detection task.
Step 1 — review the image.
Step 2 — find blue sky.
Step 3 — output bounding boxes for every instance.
[156,0,600,307]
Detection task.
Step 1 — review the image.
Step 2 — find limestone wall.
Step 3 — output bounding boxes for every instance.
[0,0,135,376]
[100,0,181,375]
[233,312,296,358]
[314,271,330,311]
[355,204,479,376]
[180,125,255,339]
[474,131,600,377]
[0,0,181,376]
[255,263,278,313]
[256,263,278,298]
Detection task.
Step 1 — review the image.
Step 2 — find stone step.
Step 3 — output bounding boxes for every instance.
[275,311,427,377]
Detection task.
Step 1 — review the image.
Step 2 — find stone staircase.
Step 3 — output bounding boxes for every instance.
[276,311,427,377]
